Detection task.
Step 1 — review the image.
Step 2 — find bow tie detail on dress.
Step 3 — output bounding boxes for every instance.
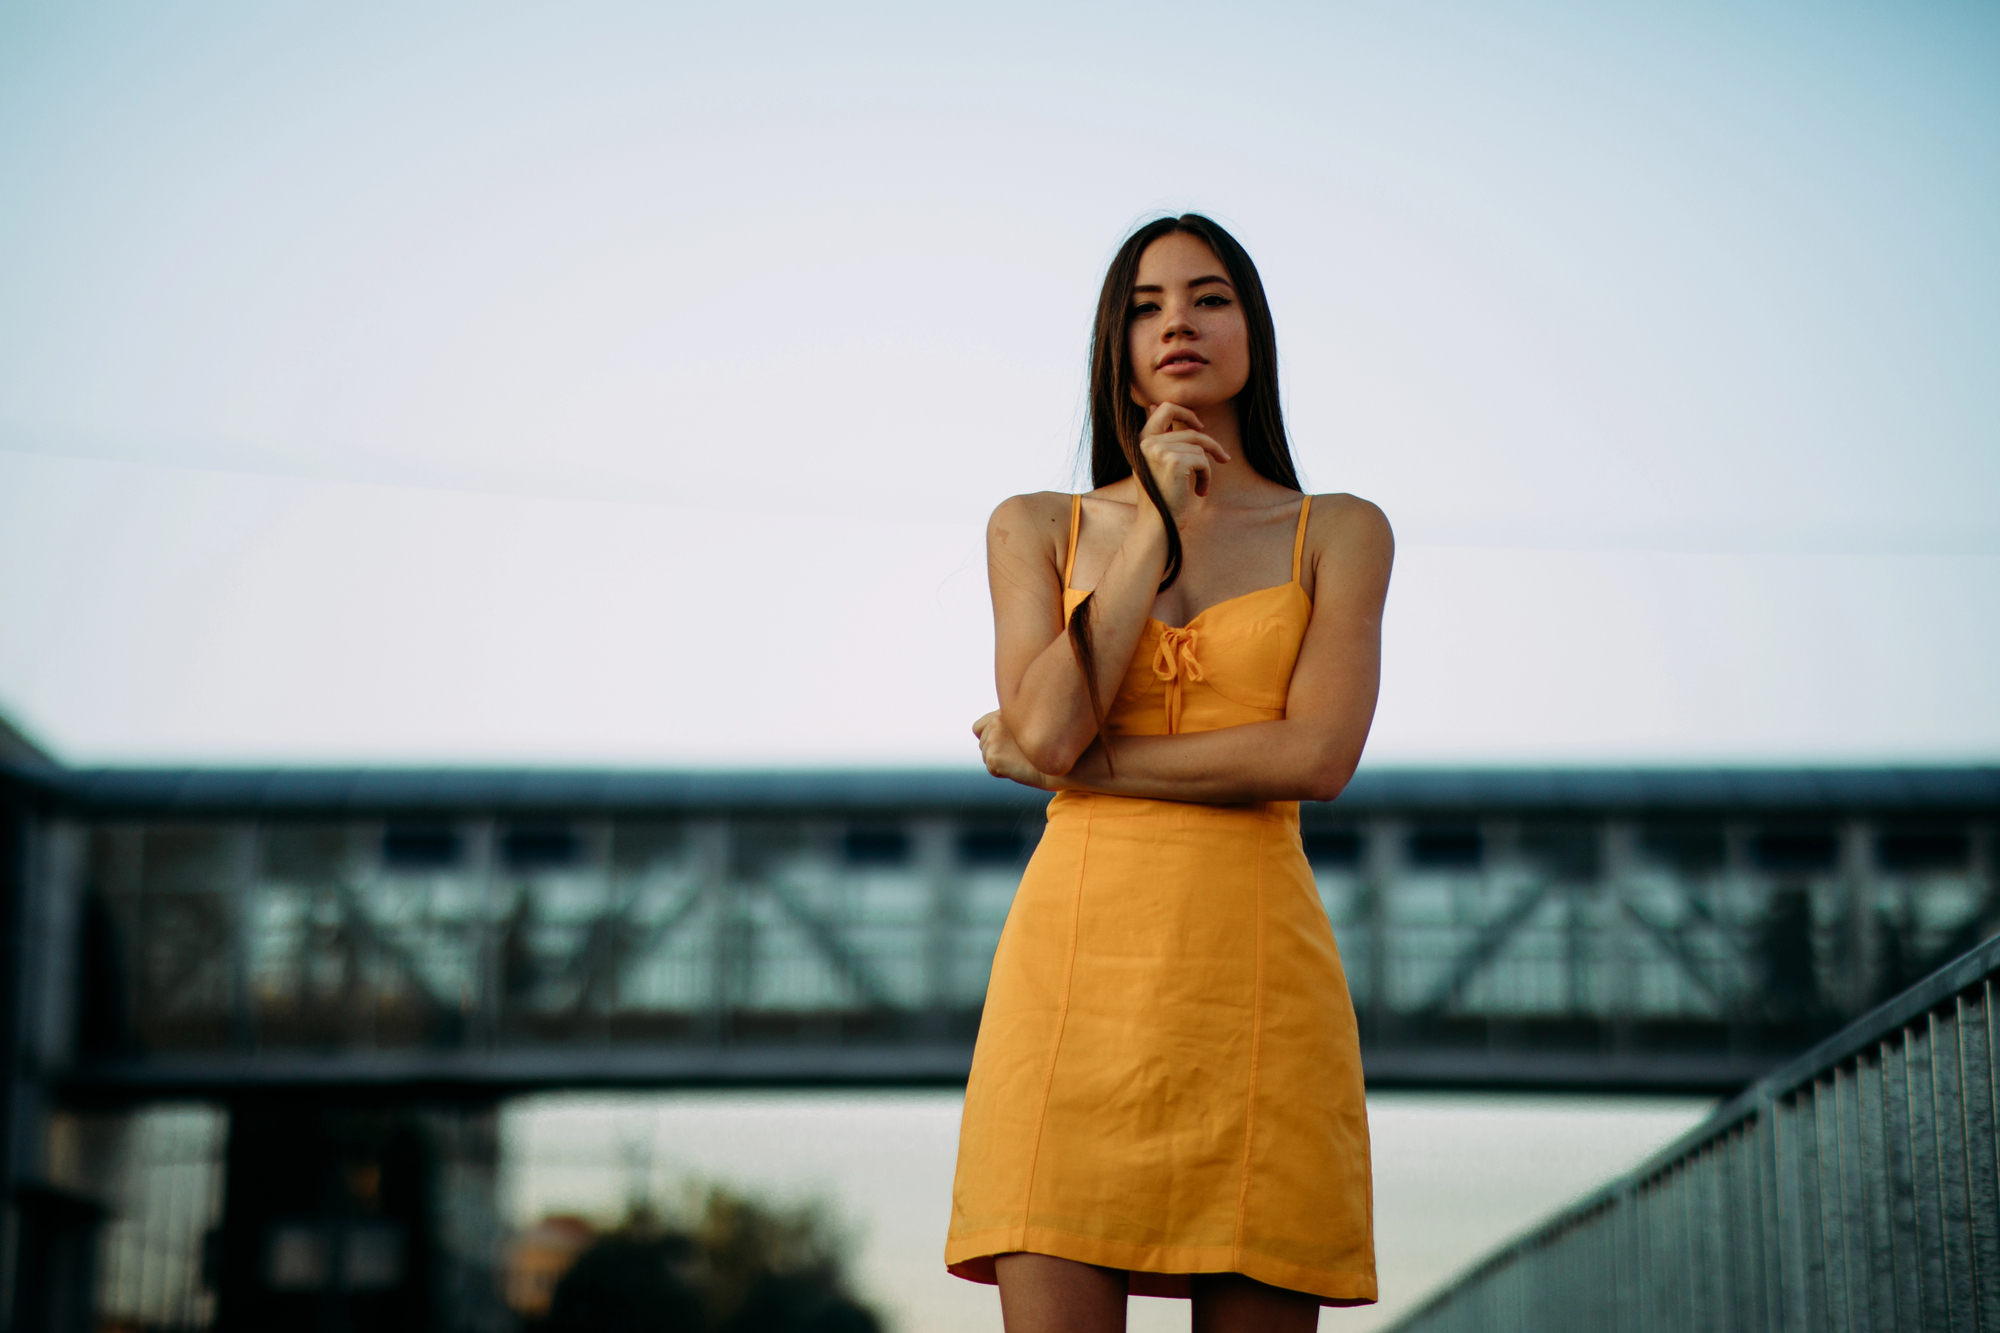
[1152,626,1205,734]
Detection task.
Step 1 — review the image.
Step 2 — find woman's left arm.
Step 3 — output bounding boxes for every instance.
[976,497,1394,804]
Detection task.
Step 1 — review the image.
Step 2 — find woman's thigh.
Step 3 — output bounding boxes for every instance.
[993,1252,1127,1333]
[1190,1273,1320,1333]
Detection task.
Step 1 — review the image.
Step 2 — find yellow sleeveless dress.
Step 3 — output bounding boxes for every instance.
[946,494,1376,1306]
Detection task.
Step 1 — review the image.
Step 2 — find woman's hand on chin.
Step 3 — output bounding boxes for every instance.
[973,711,1051,790]
[1136,401,1230,525]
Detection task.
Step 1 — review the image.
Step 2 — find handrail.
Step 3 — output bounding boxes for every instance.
[1385,928,2000,1332]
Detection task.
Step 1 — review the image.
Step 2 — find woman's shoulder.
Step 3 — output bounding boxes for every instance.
[986,490,1076,549]
[989,489,1075,524]
[1305,492,1394,562]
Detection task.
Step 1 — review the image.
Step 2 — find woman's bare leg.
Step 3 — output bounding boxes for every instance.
[1190,1273,1320,1333]
[993,1252,1127,1333]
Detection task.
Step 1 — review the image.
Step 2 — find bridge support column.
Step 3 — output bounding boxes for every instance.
[1600,821,1640,1058]
[691,819,731,1044]
[1359,818,1404,1045]
[3,809,92,1333]
[221,824,257,1054]
[1838,818,1875,1016]
[914,818,956,1040]
[213,1097,507,1333]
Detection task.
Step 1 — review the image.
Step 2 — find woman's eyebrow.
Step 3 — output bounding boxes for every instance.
[1131,275,1233,294]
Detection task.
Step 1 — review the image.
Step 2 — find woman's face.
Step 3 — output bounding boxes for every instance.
[1126,231,1252,413]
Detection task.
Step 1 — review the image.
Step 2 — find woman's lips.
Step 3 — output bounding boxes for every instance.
[1158,355,1207,375]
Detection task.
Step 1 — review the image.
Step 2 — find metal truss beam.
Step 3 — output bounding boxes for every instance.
[329,879,452,1017]
[1417,881,1553,1015]
[761,879,894,1009]
[1616,896,1727,1007]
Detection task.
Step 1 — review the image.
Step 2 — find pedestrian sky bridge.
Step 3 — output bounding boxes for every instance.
[3,748,1998,1332]
[7,758,1995,1101]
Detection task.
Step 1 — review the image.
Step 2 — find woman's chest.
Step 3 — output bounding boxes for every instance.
[1111,588,1311,732]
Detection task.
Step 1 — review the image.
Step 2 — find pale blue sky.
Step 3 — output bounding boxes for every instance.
[2,1,1995,765]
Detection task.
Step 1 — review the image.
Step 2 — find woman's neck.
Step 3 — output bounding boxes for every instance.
[1181,397,1259,503]
[1188,396,1242,459]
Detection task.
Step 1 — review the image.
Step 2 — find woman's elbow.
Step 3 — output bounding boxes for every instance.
[1017,727,1085,777]
[1300,748,1361,804]
[1020,744,1068,776]
[1301,773,1348,804]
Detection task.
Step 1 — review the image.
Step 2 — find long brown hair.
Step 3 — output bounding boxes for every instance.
[1067,214,1303,766]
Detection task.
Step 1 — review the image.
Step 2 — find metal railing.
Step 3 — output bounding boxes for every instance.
[1385,928,2000,1332]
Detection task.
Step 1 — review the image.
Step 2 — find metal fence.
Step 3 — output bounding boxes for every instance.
[1385,928,2000,1333]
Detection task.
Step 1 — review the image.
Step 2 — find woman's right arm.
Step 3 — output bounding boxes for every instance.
[990,407,1226,774]
[987,492,1165,775]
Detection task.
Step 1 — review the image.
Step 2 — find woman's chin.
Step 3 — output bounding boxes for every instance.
[1143,384,1226,413]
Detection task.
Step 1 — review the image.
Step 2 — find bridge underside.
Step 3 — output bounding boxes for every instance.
[63,1022,1803,1101]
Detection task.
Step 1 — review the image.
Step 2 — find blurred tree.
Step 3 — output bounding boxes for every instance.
[698,1190,880,1333]
[542,1232,705,1333]
[537,1188,881,1333]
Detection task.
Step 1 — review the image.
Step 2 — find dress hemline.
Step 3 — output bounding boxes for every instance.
[943,1228,1378,1307]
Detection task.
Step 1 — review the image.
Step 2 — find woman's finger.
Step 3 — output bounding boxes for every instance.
[1142,401,1204,437]
[1144,430,1230,464]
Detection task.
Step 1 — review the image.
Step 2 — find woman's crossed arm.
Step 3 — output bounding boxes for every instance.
[977,495,1393,806]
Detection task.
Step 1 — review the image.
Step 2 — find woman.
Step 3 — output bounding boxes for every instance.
[945,214,1393,1332]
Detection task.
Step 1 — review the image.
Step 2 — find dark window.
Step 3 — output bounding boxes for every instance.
[503,826,580,870]
[263,827,348,882]
[1302,830,1362,868]
[1754,829,1838,873]
[1522,823,1599,882]
[957,828,1025,866]
[382,826,461,870]
[1642,822,1727,874]
[1410,826,1482,870]
[1877,827,1970,872]
[844,827,910,867]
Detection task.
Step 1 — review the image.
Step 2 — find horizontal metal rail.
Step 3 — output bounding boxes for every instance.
[61,1044,1784,1100]
[1384,928,2000,1333]
[15,764,1999,817]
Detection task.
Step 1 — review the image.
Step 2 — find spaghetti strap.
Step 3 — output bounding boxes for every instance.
[1291,494,1313,583]
[1063,494,1082,590]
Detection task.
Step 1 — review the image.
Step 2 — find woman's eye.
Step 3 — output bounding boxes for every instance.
[1196,294,1231,307]
[1131,301,1160,316]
